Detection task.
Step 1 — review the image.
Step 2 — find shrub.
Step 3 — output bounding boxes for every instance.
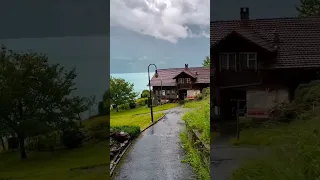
[110,126,140,138]
[26,132,60,151]
[91,127,109,141]
[136,98,148,107]
[60,129,85,149]
[129,101,136,109]
[98,101,109,115]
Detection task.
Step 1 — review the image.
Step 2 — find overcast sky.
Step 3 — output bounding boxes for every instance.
[110,0,210,73]
[211,0,300,20]
[0,0,302,101]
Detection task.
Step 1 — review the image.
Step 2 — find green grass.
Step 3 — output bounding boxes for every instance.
[110,103,177,131]
[111,103,178,117]
[182,98,210,145]
[180,132,210,180]
[232,114,320,180]
[0,141,109,180]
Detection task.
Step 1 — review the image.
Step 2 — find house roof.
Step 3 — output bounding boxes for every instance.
[150,67,210,87]
[211,17,320,68]
[172,70,197,79]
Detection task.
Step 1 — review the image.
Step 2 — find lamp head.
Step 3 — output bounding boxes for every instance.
[154,70,158,78]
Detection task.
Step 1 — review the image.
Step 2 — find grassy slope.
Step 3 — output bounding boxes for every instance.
[182,98,210,144]
[110,103,177,130]
[0,103,177,179]
[180,98,210,180]
[232,114,320,180]
[0,141,109,180]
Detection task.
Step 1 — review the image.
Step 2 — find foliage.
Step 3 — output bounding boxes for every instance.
[269,83,320,122]
[98,101,109,115]
[182,98,210,145]
[26,132,60,151]
[195,87,210,100]
[296,0,320,17]
[141,89,150,98]
[0,45,89,159]
[129,101,136,109]
[180,132,210,180]
[202,56,210,68]
[232,83,320,180]
[83,115,109,141]
[136,98,148,107]
[60,128,85,149]
[110,126,141,138]
[109,77,138,112]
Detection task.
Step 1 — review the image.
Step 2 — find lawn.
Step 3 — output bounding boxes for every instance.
[232,114,320,180]
[110,103,178,130]
[0,141,109,180]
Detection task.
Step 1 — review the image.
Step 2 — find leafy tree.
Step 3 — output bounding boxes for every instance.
[110,77,138,112]
[0,45,89,159]
[203,56,210,68]
[141,89,150,98]
[296,0,320,17]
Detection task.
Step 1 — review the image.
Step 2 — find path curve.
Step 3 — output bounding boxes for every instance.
[113,107,195,180]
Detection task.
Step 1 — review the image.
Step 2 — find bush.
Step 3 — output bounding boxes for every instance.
[91,127,109,141]
[110,126,140,138]
[26,132,60,151]
[98,101,109,115]
[136,98,148,107]
[129,101,136,109]
[60,129,85,149]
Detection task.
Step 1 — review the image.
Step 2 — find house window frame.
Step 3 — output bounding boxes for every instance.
[185,78,191,84]
[239,52,258,71]
[178,78,184,84]
[219,53,237,72]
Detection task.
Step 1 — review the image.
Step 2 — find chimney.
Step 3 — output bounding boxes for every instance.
[240,7,249,20]
[185,64,188,69]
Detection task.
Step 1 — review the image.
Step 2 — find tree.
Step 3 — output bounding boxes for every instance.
[110,77,138,112]
[0,45,88,159]
[141,89,150,98]
[296,0,320,17]
[203,56,210,67]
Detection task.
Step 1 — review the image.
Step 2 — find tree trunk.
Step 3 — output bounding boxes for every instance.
[18,135,27,159]
[116,105,119,112]
[0,135,5,151]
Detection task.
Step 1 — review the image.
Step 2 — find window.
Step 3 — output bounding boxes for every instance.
[239,52,257,71]
[178,78,184,84]
[219,53,237,72]
[186,78,191,84]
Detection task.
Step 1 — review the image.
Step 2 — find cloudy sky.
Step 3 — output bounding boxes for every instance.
[110,0,210,73]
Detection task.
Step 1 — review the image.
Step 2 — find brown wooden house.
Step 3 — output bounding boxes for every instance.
[211,8,320,122]
[150,64,210,103]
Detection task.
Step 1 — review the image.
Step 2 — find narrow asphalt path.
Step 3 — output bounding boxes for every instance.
[210,134,269,180]
[113,107,195,180]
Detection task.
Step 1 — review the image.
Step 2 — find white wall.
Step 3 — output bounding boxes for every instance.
[246,88,289,118]
[187,89,201,99]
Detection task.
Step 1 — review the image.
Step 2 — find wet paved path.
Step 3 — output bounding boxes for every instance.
[210,134,269,180]
[113,107,194,180]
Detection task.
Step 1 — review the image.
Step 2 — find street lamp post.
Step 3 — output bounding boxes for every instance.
[148,64,158,123]
[160,79,163,105]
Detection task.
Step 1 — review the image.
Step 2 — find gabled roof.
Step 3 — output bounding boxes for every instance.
[172,70,197,79]
[211,17,320,68]
[150,67,210,87]
[213,29,277,52]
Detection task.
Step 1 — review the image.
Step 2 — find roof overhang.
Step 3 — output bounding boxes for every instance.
[211,30,277,52]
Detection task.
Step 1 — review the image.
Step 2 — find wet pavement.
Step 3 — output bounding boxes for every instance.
[210,134,269,180]
[113,107,195,180]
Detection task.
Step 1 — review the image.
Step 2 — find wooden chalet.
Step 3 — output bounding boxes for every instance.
[211,8,320,123]
[150,64,210,103]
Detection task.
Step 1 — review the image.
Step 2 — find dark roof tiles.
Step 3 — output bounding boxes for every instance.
[150,67,210,87]
[211,17,320,68]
